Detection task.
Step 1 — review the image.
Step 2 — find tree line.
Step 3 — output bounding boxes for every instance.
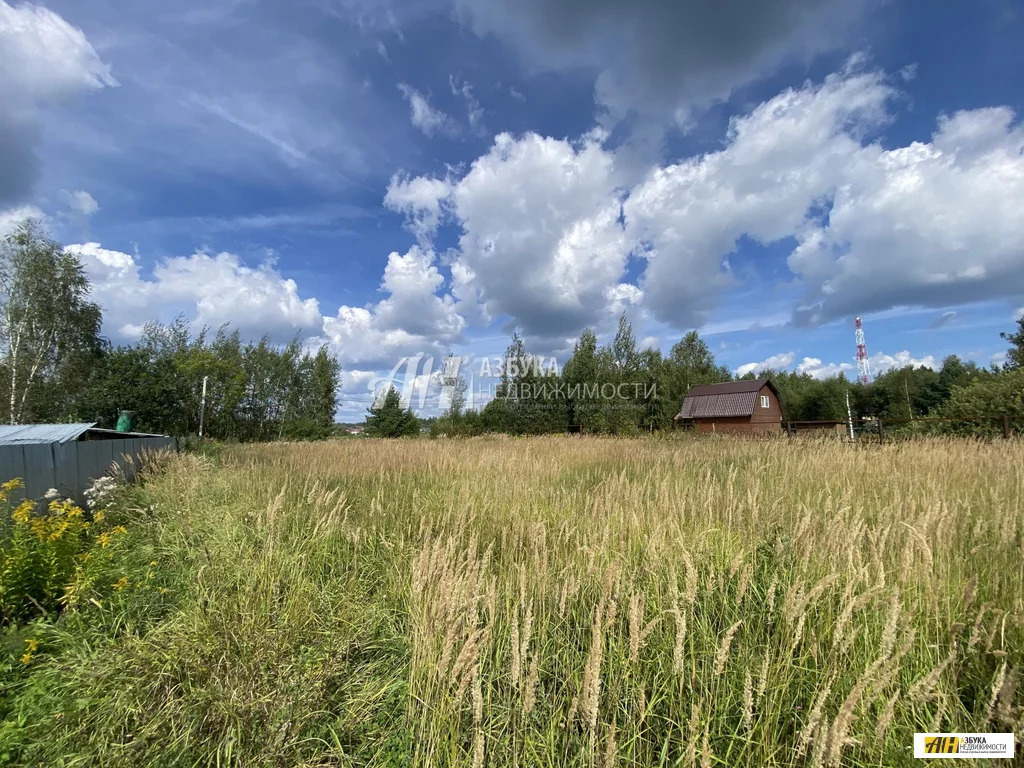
[0,220,340,440]
[413,312,1024,438]
[7,216,1018,441]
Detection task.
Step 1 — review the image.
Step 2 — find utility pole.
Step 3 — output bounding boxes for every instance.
[845,389,855,440]
[199,375,208,438]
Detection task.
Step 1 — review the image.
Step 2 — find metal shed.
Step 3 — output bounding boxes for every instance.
[0,423,176,504]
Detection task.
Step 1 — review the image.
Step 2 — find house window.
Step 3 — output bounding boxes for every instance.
[760,395,770,408]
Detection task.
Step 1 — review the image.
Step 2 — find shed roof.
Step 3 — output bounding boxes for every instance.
[86,427,169,439]
[685,379,773,397]
[0,423,96,446]
[675,379,779,420]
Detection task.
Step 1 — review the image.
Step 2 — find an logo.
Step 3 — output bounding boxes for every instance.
[923,736,960,754]
[914,733,1014,759]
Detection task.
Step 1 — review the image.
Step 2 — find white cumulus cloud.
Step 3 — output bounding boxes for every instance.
[796,356,854,379]
[0,204,46,234]
[318,245,464,368]
[394,131,631,339]
[790,105,1024,323]
[0,1,116,203]
[384,172,453,244]
[392,62,1024,335]
[67,242,321,342]
[734,352,796,377]
[627,63,894,328]
[795,350,937,379]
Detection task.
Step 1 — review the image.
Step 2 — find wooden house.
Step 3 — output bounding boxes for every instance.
[675,379,783,434]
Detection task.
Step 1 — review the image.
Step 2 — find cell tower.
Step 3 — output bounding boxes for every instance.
[854,316,871,384]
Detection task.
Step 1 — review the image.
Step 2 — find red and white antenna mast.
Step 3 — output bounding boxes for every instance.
[854,316,871,384]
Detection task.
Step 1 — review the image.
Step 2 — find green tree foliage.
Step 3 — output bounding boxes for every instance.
[859,366,939,420]
[481,333,564,434]
[365,386,420,437]
[661,331,731,424]
[0,219,342,440]
[473,318,730,435]
[0,220,102,424]
[611,312,638,373]
[1000,316,1024,369]
[74,319,340,440]
[929,355,980,408]
[561,328,600,432]
[940,367,1024,435]
[457,319,1021,438]
[441,355,467,420]
[751,355,987,425]
[604,313,645,432]
[432,356,474,437]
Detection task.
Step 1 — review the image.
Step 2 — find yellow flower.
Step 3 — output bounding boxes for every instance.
[20,652,32,665]
[97,532,112,548]
[11,499,33,524]
[111,525,127,535]
[25,638,38,652]
[149,560,158,566]
[2,478,24,491]
[93,511,105,523]
[112,577,129,591]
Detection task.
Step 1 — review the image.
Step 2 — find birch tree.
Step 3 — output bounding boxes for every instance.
[0,219,102,424]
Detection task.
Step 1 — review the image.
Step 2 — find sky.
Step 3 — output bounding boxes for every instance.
[1,0,1023,420]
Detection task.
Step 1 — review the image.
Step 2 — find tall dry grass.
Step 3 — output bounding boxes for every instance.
[3,435,1022,767]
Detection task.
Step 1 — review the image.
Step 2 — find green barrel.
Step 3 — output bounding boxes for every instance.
[116,410,135,432]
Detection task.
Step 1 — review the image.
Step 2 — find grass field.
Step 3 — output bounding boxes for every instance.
[2,435,1023,766]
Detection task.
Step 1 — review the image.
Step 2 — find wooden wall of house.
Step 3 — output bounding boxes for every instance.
[750,384,783,425]
[694,417,781,434]
[691,384,783,434]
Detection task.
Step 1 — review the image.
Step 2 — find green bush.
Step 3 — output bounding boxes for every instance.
[939,367,1024,436]
[0,480,128,627]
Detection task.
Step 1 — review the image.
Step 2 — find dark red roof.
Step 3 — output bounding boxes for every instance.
[685,379,772,396]
[675,379,778,419]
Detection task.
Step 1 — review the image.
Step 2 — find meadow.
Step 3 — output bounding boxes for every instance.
[1,435,1022,767]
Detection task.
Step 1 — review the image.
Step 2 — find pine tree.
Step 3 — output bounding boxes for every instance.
[365,386,420,437]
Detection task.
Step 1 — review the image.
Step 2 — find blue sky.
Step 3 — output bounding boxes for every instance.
[1,0,1022,419]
